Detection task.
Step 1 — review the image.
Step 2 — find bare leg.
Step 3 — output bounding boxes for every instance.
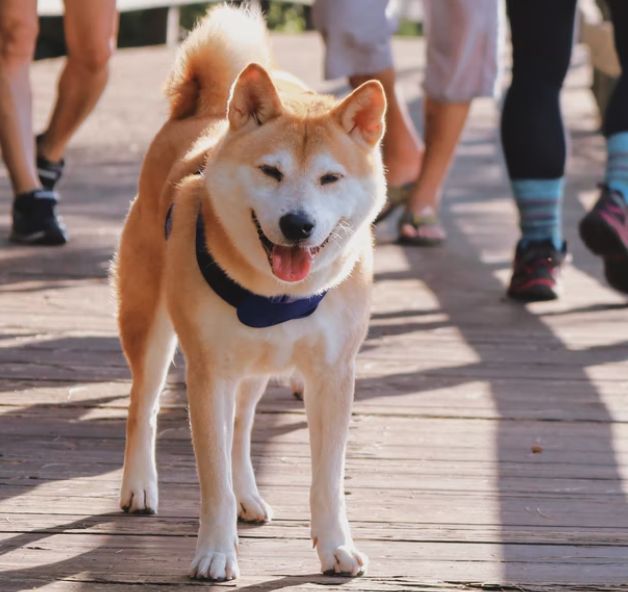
[303,361,367,576]
[38,0,118,162]
[0,0,40,194]
[400,97,471,242]
[349,69,423,188]
[232,377,272,523]
[188,364,239,581]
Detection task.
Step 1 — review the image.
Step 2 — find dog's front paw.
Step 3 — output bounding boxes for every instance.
[317,543,368,577]
[190,549,239,581]
[238,493,273,523]
[120,464,158,514]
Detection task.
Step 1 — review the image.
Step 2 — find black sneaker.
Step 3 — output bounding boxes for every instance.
[36,134,64,191]
[507,240,567,302]
[579,186,628,294]
[10,189,68,246]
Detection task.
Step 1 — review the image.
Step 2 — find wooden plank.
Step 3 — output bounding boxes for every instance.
[0,577,471,592]
[2,532,628,585]
[2,35,628,591]
[5,513,628,549]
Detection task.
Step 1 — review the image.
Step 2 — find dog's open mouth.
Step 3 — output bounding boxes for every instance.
[252,212,329,282]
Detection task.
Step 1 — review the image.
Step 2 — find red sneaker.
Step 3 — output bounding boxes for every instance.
[579,186,628,294]
[507,240,567,302]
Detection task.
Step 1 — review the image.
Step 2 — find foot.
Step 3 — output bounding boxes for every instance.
[120,459,158,514]
[375,183,413,225]
[579,186,628,294]
[312,513,367,577]
[10,190,68,246]
[316,535,368,577]
[507,240,567,302]
[36,134,65,191]
[290,372,304,400]
[237,491,273,523]
[190,548,239,581]
[190,522,239,581]
[397,206,446,247]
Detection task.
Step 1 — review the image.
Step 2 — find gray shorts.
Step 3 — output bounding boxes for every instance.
[312,0,501,101]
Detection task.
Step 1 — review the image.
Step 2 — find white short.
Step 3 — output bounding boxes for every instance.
[312,0,501,101]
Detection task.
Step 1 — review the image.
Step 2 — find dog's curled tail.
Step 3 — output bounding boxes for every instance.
[165,4,272,120]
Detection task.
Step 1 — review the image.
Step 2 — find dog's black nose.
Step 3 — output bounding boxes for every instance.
[279,212,315,241]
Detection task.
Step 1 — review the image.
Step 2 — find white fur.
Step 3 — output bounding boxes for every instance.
[120,302,176,514]
[121,78,384,585]
[206,148,384,292]
[170,274,370,580]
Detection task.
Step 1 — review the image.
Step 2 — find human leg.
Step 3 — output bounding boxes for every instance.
[600,0,628,201]
[399,98,470,245]
[349,70,423,188]
[0,0,68,245]
[0,0,40,195]
[579,0,628,294]
[38,0,118,163]
[501,0,577,300]
[602,0,628,177]
[312,0,422,189]
[401,0,500,245]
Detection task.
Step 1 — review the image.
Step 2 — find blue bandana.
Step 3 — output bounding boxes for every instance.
[165,205,327,328]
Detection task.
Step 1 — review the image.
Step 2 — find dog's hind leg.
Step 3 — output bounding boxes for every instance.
[233,377,272,523]
[119,300,176,514]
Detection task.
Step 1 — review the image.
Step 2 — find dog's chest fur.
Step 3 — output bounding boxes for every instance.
[174,270,366,375]
[162,182,372,378]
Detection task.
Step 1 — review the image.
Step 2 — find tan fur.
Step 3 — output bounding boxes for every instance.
[114,4,386,582]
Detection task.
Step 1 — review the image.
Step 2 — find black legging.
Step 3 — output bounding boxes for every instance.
[501,0,628,180]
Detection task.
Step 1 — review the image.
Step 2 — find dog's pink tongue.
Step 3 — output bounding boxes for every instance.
[270,245,312,282]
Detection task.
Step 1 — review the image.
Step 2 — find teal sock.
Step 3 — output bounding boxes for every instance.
[512,178,564,250]
[606,132,628,202]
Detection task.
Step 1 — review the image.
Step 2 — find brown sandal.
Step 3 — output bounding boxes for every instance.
[374,183,413,225]
[397,209,446,247]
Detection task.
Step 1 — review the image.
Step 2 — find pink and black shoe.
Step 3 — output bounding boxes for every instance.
[507,240,567,302]
[579,186,628,294]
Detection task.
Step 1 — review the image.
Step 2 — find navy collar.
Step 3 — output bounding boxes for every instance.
[165,205,327,328]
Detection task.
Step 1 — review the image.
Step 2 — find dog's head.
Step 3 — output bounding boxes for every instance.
[206,63,387,290]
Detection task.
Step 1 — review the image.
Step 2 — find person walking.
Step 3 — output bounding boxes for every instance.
[502,0,628,301]
[312,0,500,246]
[0,0,118,246]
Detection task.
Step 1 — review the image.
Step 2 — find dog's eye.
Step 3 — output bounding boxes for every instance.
[320,173,342,186]
[259,164,283,182]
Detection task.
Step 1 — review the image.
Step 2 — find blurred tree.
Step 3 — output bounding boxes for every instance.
[396,19,422,37]
[180,2,306,33]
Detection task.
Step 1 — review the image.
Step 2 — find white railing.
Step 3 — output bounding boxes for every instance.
[38,0,423,20]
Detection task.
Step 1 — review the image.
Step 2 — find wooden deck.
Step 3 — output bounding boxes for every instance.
[2,34,628,591]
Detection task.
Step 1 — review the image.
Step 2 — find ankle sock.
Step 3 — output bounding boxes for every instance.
[35,134,64,191]
[606,131,628,202]
[512,178,564,251]
[11,188,67,245]
[13,188,59,213]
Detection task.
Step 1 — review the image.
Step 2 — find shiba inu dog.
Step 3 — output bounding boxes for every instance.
[113,5,386,581]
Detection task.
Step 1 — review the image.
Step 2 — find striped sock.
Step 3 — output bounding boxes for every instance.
[606,132,628,203]
[512,178,564,250]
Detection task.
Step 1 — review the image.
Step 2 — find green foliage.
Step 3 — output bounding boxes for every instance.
[395,19,422,37]
[265,2,306,33]
[180,2,306,33]
[180,3,211,32]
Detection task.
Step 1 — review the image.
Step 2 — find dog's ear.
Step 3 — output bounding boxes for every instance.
[333,80,387,147]
[228,63,283,131]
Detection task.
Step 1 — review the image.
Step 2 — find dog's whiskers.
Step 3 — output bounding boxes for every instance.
[328,219,353,244]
